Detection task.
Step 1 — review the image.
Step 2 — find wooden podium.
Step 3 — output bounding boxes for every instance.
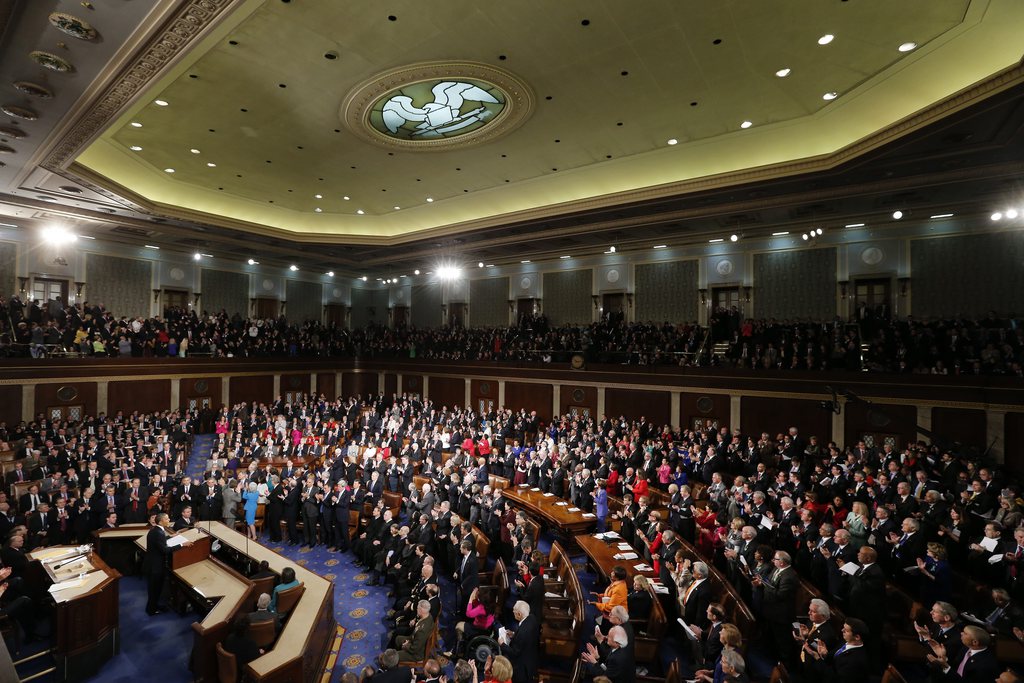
[27,546,121,682]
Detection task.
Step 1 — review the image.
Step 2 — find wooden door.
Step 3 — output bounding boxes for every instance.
[517,298,538,322]
[325,304,347,327]
[449,303,467,328]
[32,278,68,310]
[711,286,740,311]
[254,297,279,318]
[163,289,190,311]
[602,293,625,322]
[392,305,409,327]
[854,278,891,320]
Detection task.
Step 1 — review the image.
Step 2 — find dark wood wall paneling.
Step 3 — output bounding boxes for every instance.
[843,401,919,450]
[384,373,398,397]
[280,373,311,396]
[317,373,336,400]
[505,382,553,422]
[0,385,21,425]
[229,375,274,407]
[680,392,731,433]
[180,377,223,411]
[606,388,670,426]
[470,379,497,414]
[108,380,170,416]
[740,396,833,443]
[341,372,379,399]
[1005,413,1024,477]
[35,382,97,419]
[428,376,464,409]
[402,374,424,398]
[931,407,987,453]
[559,384,597,421]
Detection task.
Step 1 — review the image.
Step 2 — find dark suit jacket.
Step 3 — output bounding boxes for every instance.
[458,552,480,595]
[524,575,545,623]
[142,525,180,576]
[936,647,1000,683]
[682,579,713,628]
[504,614,540,683]
[587,645,634,683]
[809,644,869,683]
[844,563,886,628]
[761,566,798,624]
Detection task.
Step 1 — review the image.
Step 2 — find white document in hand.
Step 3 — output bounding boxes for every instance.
[166,535,187,548]
[759,516,775,530]
[839,562,859,575]
[980,536,999,552]
[498,626,508,644]
[988,554,1004,564]
[677,618,698,641]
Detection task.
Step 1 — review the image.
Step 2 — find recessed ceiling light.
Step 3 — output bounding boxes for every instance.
[190,148,200,154]
[247,258,257,265]
[314,207,322,213]
[560,254,572,259]
[1007,209,1019,219]
[393,206,400,210]
[289,265,298,271]
[314,194,322,199]
[815,228,823,235]
[652,245,667,249]
[772,231,789,236]
[892,210,904,219]
[154,99,169,106]
[802,233,810,240]
[164,168,175,173]
[361,275,368,281]
[130,122,142,128]
[343,196,350,201]
[730,234,739,242]
[775,68,791,78]
[740,121,752,129]
[823,92,838,101]
[991,212,1003,221]
[144,244,160,250]
[201,253,213,258]
[327,271,334,277]
[667,138,678,146]
[356,209,365,215]
[413,269,420,275]
[898,42,918,53]
[79,235,95,240]
[426,197,433,203]
[608,246,616,253]
[818,34,834,45]
[129,145,142,151]
[930,213,954,219]
[193,253,201,260]
[206,162,216,167]
[521,260,531,264]
[478,262,484,268]
[844,223,865,228]
[709,238,724,243]
[485,264,494,268]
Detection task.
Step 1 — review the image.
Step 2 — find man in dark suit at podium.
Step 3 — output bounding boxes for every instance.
[143,512,191,615]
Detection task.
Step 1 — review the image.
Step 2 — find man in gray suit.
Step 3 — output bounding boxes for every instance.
[753,549,798,664]
[222,479,242,528]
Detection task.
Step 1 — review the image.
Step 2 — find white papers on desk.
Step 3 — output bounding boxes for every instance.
[166,535,188,548]
[838,562,860,576]
[531,487,541,491]
[543,493,555,497]
[582,513,596,518]
[568,507,581,512]
[634,563,652,572]
[555,502,568,506]
[614,552,639,560]
[759,516,775,530]
[989,554,1004,564]
[518,484,529,487]
[677,618,698,641]
[617,543,633,550]
[603,531,620,538]
[980,536,1000,552]
[49,577,86,593]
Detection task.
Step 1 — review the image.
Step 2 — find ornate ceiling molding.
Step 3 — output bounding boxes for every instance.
[40,0,237,173]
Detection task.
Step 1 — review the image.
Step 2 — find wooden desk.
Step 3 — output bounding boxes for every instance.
[577,533,656,582]
[134,526,212,569]
[93,523,149,575]
[27,547,120,682]
[502,485,596,535]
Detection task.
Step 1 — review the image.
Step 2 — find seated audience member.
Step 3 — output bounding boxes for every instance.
[269,566,300,613]
[247,593,280,631]
[395,600,434,662]
[222,616,263,679]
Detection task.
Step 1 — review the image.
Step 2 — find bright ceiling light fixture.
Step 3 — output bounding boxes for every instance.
[129,145,142,151]
[436,265,462,280]
[772,231,789,236]
[521,260,531,264]
[740,120,752,129]
[775,68,791,78]
[818,34,834,45]
[1006,209,1019,219]
[144,245,160,250]
[426,197,434,203]
[206,162,216,167]
[154,99,169,106]
[41,226,77,245]
[193,252,202,260]
[845,223,865,228]
[289,264,298,271]
[413,269,420,275]
[667,138,678,145]
[314,194,322,199]
[930,213,954,219]
[356,209,365,215]
[991,212,1003,221]
[898,42,918,53]
[314,208,322,213]
[560,254,573,258]
[478,262,484,268]
[609,246,616,253]
[730,234,739,242]
[130,122,142,128]
[361,275,368,281]
[652,245,667,249]
[822,92,838,101]
[164,168,175,173]
[343,196,350,201]
[802,233,810,241]
[816,228,823,235]
[326,271,334,277]
[190,148,200,154]
[247,258,257,265]
[892,210,904,220]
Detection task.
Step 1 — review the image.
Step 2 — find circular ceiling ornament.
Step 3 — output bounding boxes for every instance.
[0,126,25,139]
[716,259,734,276]
[13,81,53,99]
[696,396,715,414]
[0,144,14,154]
[169,267,185,281]
[519,277,532,290]
[29,51,74,73]
[332,287,343,298]
[262,278,275,291]
[606,269,620,284]
[861,246,884,266]
[341,61,533,151]
[49,12,97,40]
[1,104,38,121]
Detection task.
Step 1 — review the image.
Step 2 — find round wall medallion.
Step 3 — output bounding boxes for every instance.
[56,385,78,402]
[606,269,620,284]
[287,375,302,388]
[13,81,53,99]
[406,377,419,389]
[1,105,38,120]
[262,278,275,291]
[396,289,404,300]
[479,382,490,395]
[0,126,25,139]
[194,379,209,393]
[49,12,97,40]
[332,287,343,298]
[572,388,586,402]
[861,246,884,266]
[30,51,74,72]
[519,277,531,290]
[169,267,185,281]
[0,144,14,155]
[716,259,734,276]
[341,61,534,151]
[696,396,714,414]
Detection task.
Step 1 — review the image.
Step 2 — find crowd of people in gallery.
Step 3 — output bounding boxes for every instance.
[2,292,1023,375]
[1,386,1022,682]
